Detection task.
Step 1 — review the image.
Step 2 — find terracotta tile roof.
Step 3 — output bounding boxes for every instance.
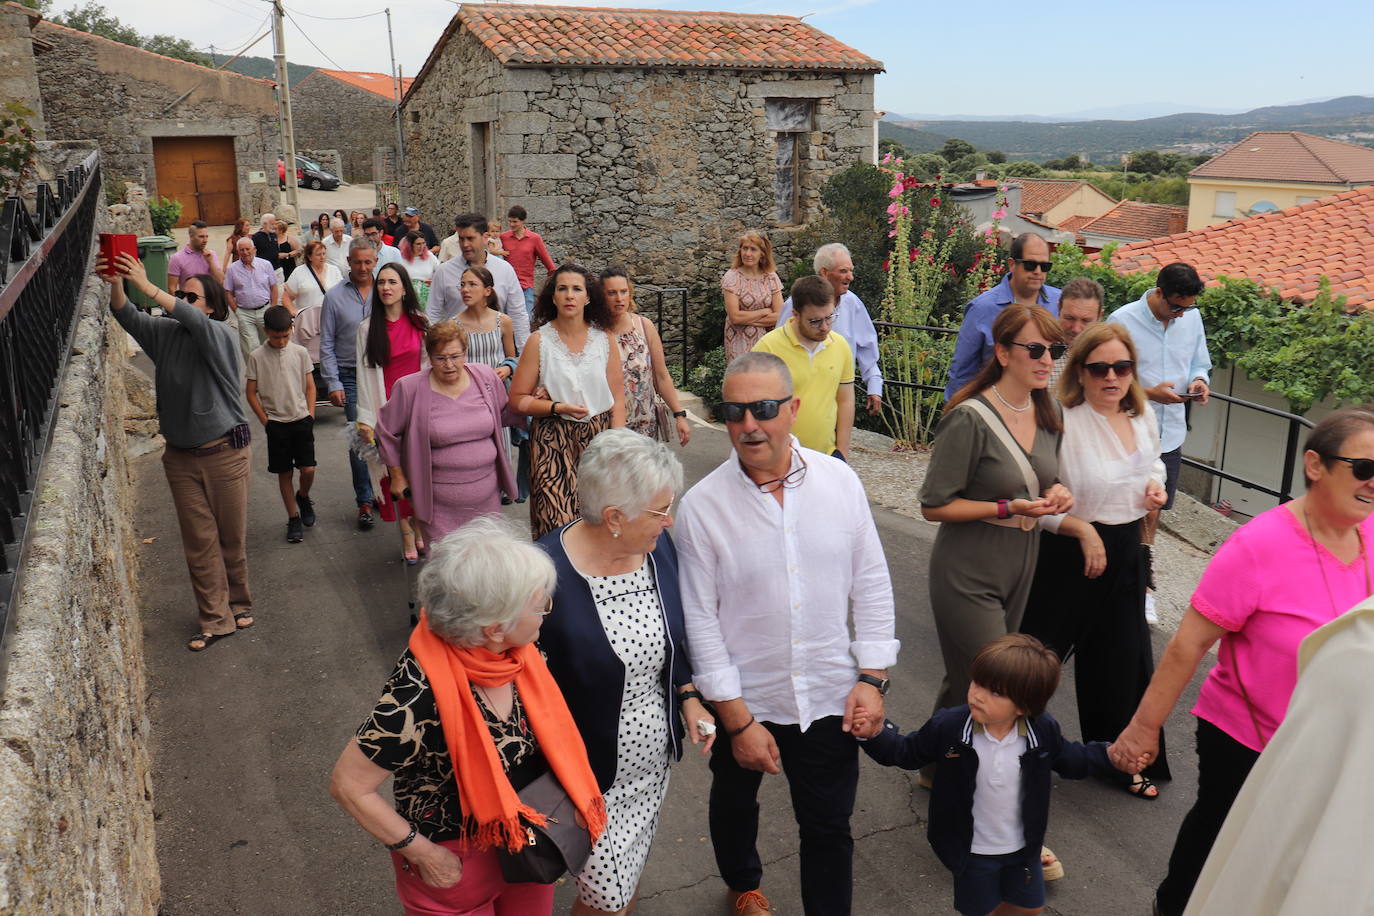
[1017,179,1105,216]
[1077,201,1188,241]
[1189,131,1374,184]
[1057,214,1095,232]
[452,4,884,71]
[1094,186,1374,309]
[306,68,413,101]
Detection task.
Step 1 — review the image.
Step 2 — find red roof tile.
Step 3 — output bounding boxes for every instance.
[452,4,884,71]
[1017,179,1112,216]
[1077,201,1188,241]
[307,68,413,101]
[1189,131,1374,184]
[1092,186,1374,309]
[1057,214,1095,232]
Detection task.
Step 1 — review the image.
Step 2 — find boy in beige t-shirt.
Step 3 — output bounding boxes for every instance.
[246,306,316,543]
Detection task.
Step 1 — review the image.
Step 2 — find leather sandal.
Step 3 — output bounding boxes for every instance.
[188,631,234,652]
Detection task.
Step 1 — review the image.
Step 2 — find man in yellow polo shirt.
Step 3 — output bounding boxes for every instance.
[752,275,855,459]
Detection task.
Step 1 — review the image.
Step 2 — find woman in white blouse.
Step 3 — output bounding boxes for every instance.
[510,263,626,539]
[1021,321,1172,799]
[282,240,342,366]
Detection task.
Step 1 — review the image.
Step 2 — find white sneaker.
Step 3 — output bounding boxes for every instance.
[1145,592,1159,626]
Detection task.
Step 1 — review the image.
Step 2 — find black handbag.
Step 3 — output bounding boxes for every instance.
[495,770,595,884]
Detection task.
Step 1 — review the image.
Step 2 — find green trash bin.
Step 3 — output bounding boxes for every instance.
[129,235,176,310]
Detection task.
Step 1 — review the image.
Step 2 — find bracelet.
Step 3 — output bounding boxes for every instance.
[672,410,687,418]
[996,498,1012,520]
[549,400,559,417]
[384,823,417,850]
[726,715,756,738]
[678,688,705,703]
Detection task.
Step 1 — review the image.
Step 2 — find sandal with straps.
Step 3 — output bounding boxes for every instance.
[187,631,234,652]
[1126,773,1161,800]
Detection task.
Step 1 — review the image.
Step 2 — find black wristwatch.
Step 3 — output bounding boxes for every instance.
[857,673,890,696]
[672,410,687,418]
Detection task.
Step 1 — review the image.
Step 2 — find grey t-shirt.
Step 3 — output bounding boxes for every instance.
[114,302,247,448]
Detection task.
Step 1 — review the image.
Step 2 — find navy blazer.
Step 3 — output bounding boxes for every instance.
[536,523,693,792]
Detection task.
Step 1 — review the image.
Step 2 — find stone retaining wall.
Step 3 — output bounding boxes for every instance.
[0,223,159,912]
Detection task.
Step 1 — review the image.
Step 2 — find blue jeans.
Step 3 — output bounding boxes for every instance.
[522,286,535,318]
[338,367,374,507]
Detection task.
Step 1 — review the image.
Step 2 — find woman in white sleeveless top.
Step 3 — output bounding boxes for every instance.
[510,264,626,538]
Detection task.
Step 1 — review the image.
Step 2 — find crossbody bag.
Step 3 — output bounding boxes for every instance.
[958,398,1040,532]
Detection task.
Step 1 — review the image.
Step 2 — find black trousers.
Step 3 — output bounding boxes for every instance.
[709,715,859,916]
[1154,718,1260,915]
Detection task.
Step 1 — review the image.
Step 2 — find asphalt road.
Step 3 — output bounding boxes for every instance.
[136,406,1210,915]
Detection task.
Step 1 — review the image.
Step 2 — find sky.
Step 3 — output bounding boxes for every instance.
[70,0,1373,119]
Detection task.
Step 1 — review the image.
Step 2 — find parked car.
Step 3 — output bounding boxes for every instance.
[277,156,341,191]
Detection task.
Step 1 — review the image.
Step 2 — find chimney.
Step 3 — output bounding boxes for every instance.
[1166,210,1187,235]
[975,170,987,181]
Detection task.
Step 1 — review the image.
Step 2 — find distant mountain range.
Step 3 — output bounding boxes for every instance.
[880,95,1374,162]
[207,52,316,88]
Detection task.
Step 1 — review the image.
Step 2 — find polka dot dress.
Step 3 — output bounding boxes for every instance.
[574,561,671,911]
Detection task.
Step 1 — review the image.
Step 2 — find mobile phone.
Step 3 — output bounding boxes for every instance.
[98,233,138,275]
[1181,391,1204,400]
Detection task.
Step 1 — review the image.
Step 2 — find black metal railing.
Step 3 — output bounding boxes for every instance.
[636,284,690,382]
[0,149,102,666]
[873,319,958,398]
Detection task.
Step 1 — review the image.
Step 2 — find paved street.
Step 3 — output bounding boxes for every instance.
[135,405,1210,915]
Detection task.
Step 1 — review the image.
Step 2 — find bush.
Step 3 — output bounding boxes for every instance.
[148,196,182,236]
[686,346,727,404]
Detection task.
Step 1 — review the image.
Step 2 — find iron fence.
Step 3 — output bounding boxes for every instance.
[0,149,102,665]
[635,284,690,383]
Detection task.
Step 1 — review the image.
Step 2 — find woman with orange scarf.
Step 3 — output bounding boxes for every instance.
[330,517,605,914]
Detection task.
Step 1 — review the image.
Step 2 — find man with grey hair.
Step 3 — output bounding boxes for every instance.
[677,351,898,916]
[776,242,883,415]
[321,218,352,274]
[252,212,279,267]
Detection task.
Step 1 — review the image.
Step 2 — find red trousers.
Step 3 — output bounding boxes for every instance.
[390,842,554,916]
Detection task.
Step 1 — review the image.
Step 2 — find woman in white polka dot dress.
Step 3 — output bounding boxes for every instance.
[537,429,715,915]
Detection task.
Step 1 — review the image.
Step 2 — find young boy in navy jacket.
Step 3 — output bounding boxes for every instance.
[853,634,1146,916]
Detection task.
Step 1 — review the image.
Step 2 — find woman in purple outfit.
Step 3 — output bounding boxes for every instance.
[376,321,518,545]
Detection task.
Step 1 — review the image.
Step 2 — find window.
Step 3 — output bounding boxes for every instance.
[1213,191,1236,218]
[766,99,813,223]
[1296,196,1320,205]
[470,122,494,216]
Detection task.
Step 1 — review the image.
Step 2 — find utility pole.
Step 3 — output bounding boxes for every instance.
[386,8,406,206]
[271,0,301,219]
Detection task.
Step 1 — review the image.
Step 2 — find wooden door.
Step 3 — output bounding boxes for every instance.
[152,137,241,228]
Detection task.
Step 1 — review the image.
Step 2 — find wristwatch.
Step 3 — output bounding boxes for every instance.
[857,673,890,696]
[672,410,687,418]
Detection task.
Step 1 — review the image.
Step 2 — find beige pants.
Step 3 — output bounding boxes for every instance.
[161,442,253,635]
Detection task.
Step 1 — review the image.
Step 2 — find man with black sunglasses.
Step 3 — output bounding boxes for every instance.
[1107,261,1212,616]
[677,351,897,916]
[945,233,1063,399]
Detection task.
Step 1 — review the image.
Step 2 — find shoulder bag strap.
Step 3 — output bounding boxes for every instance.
[958,398,1040,498]
[309,265,328,297]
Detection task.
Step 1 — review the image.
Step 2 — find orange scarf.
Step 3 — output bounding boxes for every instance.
[408,614,606,852]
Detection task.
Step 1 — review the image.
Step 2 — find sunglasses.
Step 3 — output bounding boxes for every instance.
[715,399,787,423]
[1084,360,1135,378]
[1327,455,1374,481]
[173,290,203,305]
[1009,341,1068,360]
[1015,258,1053,273]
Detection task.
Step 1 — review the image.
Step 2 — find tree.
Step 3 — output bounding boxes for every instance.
[878,137,908,160]
[986,150,1007,164]
[54,2,210,66]
[18,0,54,11]
[144,33,210,66]
[903,153,947,182]
[1126,149,1166,174]
[939,138,976,162]
[996,160,1046,178]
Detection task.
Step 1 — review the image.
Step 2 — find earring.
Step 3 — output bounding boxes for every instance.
[612,530,620,538]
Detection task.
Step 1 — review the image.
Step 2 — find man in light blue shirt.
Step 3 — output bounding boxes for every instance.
[777,242,883,414]
[425,212,530,350]
[944,234,1062,399]
[320,238,377,528]
[360,218,402,275]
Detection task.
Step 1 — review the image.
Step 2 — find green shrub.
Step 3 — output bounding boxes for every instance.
[148,196,182,236]
[686,346,728,405]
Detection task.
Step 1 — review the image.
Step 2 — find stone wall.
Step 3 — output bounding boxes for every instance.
[0,211,159,912]
[33,19,278,221]
[292,72,396,183]
[0,3,44,135]
[402,29,876,344]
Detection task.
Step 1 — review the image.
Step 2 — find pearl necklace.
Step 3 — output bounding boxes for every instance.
[991,384,1031,413]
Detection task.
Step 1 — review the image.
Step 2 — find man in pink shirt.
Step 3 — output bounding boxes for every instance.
[167,220,224,293]
[498,205,555,317]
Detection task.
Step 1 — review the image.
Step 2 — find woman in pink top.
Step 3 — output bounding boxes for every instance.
[355,263,430,563]
[1109,407,1374,916]
[720,230,783,363]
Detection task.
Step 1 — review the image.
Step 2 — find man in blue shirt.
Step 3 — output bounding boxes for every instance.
[945,234,1062,399]
[776,242,883,414]
[320,238,378,529]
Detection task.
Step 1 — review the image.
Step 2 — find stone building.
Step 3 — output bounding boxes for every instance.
[4,4,278,227]
[291,68,413,184]
[401,3,882,305]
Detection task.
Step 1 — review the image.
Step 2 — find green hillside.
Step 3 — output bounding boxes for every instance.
[875,121,946,154]
[208,52,316,88]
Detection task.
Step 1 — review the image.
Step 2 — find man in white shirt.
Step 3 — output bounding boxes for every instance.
[360,218,402,275]
[321,218,351,274]
[776,242,884,414]
[676,351,898,916]
[425,212,530,350]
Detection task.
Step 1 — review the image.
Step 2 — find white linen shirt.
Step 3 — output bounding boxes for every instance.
[426,253,530,350]
[778,289,882,396]
[676,439,899,731]
[321,233,351,274]
[1041,403,1167,534]
[1107,290,1211,452]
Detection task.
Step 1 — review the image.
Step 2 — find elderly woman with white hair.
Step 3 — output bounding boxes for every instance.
[330,517,606,915]
[536,428,715,916]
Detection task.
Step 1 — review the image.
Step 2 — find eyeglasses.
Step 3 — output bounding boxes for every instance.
[1014,258,1053,273]
[431,353,466,364]
[804,314,837,328]
[715,398,788,423]
[1166,297,1199,314]
[1326,455,1374,481]
[524,599,553,619]
[751,449,808,494]
[1009,341,1068,360]
[1084,360,1135,378]
[624,501,674,520]
[173,290,203,305]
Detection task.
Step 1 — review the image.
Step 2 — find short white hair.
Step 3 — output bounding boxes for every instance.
[578,429,684,524]
[813,242,852,274]
[330,217,346,230]
[722,351,793,398]
[418,516,556,646]
[260,212,276,227]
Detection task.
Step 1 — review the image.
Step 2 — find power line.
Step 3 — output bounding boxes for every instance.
[282,8,349,74]
[202,0,269,19]
[207,12,272,59]
[283,5,386,20]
